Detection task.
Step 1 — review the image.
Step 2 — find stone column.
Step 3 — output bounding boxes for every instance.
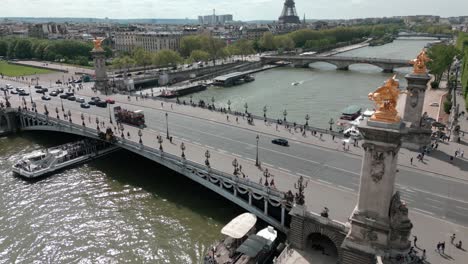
[341,120,412,263]
[401,72,432,150]
[91,48,109,94]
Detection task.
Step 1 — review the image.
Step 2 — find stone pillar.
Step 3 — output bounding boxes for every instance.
[91,48,108,94]
[341,120,412,263]
[401,72,432,150]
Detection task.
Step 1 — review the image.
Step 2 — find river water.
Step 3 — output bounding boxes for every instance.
[0,39,434,263]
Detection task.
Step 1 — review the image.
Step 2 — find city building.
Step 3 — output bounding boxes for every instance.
[198,10,233,25]
[114,31,183,53]
[28,23,68,39]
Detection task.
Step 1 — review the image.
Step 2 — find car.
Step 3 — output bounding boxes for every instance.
[80,103,90,109]
[73,79,82,83]
[271,138,289,146]
[19,91,29,96]
[56,88,64,93]
[105,98,115,104]
[41,95,51,100]
[56,80,62,84]
[59,94,69,99]
[76,97,85,103]
[127,73,132,76]
[49,91,58,96]
[91,96,101,101]
[115,74,123,78]
[96,100,107,107]
[67,96,76,101]
[41,88,48,92]
[6,84,13,89]
[66,92,74,96]
[34,85,42,89]
[430,102,439,107]
[88,100,97,105]
[135,71,143,75]
[36,89,45,94]
[10,90,18,94]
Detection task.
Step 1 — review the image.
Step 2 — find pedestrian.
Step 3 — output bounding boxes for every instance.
[421,249,426,261]
[436,242,441,253]
[435,143,439,149]
[441,241,445,253]
[461,150,464,158]
[451,233,456,244]
[171,104,173,110]
[161,102,164,108]
[226,115,229,121]
[413,235,417,247]
[239,165,242,172]
[410,157,413,165]
[332,135,335,141]
[319,133,322,139]
[270,179,275,188]
[236,117,238,123]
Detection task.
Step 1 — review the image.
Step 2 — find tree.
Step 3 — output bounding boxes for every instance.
[180,35,204,57]
[0,40,8,57]
[152,49,183,66]
[132,47,152,71]
[274,35,295,51]
[189,49,210,62]
[259,32,276,50]
[427,44,459,84]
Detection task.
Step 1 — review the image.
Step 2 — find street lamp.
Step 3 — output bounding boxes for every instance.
[190,95,193,104]
[232,158,239,175]
[60,97,64,112]
[227,100,231,112]
[165,112,170,139]
[263,105,267,120]
[96,117,100,131]
[32,102,37,113]
[255,135,260,167]
[138,129,143,144]
[28,86,33,104]
[120,123,124,138]
[44,105,49,116]
[68,109,72,123]
[328,118,334,131]
[211,96,215,108]
[108,104,113,124]
[205,150,211,168]
[55,107,59,119]
[283,109,288,122]
[180,142,186,159]
[305,114,310,127]
[263,168,270,185]
[244,102,248,114]
[81,113,85,126]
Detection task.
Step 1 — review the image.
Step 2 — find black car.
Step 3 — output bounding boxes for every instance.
[59,94,69,99]
[80,103,90,109]
[67,96,76,101]
[10,90,18,94]
[19,91,29,96]
[91,96,101,101]
[49,91,58,96]
[41,95,51,100]
[88,100,97,105]
[41,87,48,92]
[34,85,42,89]
[56,88,64,93]
[36,89,45,94]
[95,100,107,108]
[66,92,74,96]
[272,138,289,146]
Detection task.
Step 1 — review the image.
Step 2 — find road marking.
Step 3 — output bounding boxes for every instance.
[245,157,255,162]
[412,208,434,216]
[409,186,468,204]
[180,138,188,142]
[205,145,215,150]
[217,149,227,153]
[456,206,468,211]
[232,153,242,158]
[192,141,202,146]
[427,204,442,210]
[317,179,332,185]
[337,185,355,192]
[263,162,274,167]
[350,182,359,186]
[452,210,468,217]
[426,197,444,204]
[278,167,291,173]
[323,164,360,175]
[297,173,311,178]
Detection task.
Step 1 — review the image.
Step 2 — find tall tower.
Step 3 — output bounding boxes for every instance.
[279,0,300,24]
[341,77,413,263]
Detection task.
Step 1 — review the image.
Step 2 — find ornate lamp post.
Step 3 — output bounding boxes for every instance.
[227,100,231,112]
[294,176,308,206]
[283,109,288,122]
[165,112,170,139]
[263,168,270,185]
[96,117,100,131]
[81,113,85,126]
[328,118,334,131]
[28,86,33,104]
[255,135,260,167]
[244,102,248,114]
[180,142,186,159]
[68,109,72,123]
[108,104,113,124]
[263,105,267,120]
[211,96,215,108]
[205,150,211,168]
[32,102,37,113]
[157,135,163,151]
[305,114,310,127]
[138,129,143,144]
[55,107,59,119]
[60,97,64,112]
[120,123,124,138]
[189,95,193,104]
[232,158,239,175]
[44,105,49,116]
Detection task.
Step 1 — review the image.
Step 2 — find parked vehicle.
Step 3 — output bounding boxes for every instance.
[88,100,97,105]
[80,103,90,109]
[105,98,115,104]
[41,95,51,100]
[35,89,45,94]
[19,91,29,96]
[10,90,18,94]
[76,98,85,103]
[49,91,58,96]
[59,94,69,99]
[67,96,76,101]
[96,100,107,107]
[271,138,289,146]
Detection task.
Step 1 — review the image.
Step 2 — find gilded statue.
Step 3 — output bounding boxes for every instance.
[93,37,104,51]
[368,75,402,123]
[410,50,430,75]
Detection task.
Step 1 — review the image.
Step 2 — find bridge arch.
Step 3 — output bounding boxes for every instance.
[306,233,339,263]
[306,61,340,70]
[0,114,8,131]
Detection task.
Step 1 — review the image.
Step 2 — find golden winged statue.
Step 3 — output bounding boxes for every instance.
[368,75,402,123]
[410,50,430,74]
[93,37,104,51]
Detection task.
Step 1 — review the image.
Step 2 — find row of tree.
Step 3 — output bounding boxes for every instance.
[0,37,112,66]
[427,44,460,87]
[457,32,468,109]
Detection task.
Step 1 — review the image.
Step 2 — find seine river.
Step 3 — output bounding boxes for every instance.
[0,39,434,263]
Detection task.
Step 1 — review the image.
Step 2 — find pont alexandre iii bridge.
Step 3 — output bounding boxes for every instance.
[261,55,412,72]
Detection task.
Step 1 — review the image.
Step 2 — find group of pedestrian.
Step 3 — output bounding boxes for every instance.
[454,149,464,158]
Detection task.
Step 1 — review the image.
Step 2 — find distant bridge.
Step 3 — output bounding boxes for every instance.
[397,32,452,39]
[261,55,412,72]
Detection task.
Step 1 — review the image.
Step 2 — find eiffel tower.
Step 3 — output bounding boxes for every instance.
[278,0,300,24]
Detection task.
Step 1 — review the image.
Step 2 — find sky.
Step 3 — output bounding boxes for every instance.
[0,0,467,21]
